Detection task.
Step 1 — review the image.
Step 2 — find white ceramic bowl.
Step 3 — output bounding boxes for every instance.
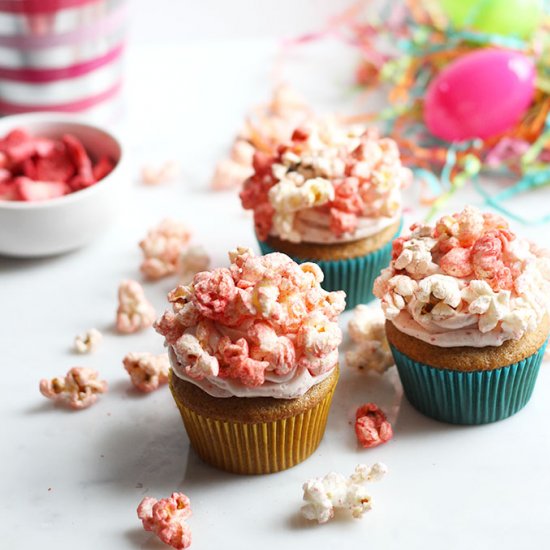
[0,113,127,257]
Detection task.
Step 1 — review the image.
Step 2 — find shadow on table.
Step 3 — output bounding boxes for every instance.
[95,401,245,497]
[0,248,80,272]
[95,407,189,494]
[326,363,461,449]
[124,527,167,549]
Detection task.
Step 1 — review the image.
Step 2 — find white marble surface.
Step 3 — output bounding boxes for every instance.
[3,2,550,549]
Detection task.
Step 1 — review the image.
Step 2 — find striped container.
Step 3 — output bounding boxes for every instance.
[0,0,127,117]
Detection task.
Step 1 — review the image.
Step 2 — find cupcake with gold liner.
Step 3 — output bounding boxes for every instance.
[240,121,410,309]
[155,247,345,474]
[374,206,550,425]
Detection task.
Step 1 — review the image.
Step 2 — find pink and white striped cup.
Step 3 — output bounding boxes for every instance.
[0,0,127,116]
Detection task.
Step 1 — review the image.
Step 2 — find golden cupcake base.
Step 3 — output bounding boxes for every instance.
[170,367,338,475]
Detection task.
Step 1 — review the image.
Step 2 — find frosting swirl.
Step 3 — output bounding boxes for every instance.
[374,206,550,347]
[155,247,346,398]
[240,121,411,244]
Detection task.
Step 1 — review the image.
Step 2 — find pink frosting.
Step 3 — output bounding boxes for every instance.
[155,247,345,396]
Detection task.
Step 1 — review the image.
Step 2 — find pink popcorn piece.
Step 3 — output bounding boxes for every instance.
[0,128,115,202]
[123,352,170,393]
[141,160,181,185]
[355,403,393,449]
[139,219,192,280]
[137,492,192,550]
[39,367,107,410]
[116,280,156,334]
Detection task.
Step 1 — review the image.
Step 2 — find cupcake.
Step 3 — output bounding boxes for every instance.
[155,247,345,474]
[240,121,410,309]
[374,206,550,424]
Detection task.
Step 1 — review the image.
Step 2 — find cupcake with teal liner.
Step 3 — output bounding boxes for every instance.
[239,120,410,309]
[373,206,550,425]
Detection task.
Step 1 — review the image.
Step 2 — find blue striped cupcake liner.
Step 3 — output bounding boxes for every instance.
[390,340,548,425]
[257,221,402,310]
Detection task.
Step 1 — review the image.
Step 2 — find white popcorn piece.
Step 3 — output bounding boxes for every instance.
[178,245,211,284]
[116,280,157,334]
[301,463,387,524]
[346,305,393,373]
[462,280,510,333]
[416,274,462,309]
[394,237,437,276]
[141,160,181,185]
[73,328,102,354]
[174,333,219,379]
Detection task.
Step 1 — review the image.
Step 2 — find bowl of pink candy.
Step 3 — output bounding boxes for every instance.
[0,113,127,257]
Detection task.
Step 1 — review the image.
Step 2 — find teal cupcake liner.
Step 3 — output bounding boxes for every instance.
[390,340,548,425]
[257,221,402,310]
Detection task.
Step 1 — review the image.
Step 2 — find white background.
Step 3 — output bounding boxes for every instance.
[3,1,550,549]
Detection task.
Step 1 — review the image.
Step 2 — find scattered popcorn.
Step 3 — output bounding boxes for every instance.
[355,403,393,449]
[301,463,387,524]
[0,128,115,202]
[39,367,107,410]
[155,248,345,388]
[137,492,192,550]
[345,305,393,373]
[211,85,312,190]
[73,328,102,354]
[140,219,192,280]
[116,280,156,334]
[240,121,411,242]
[177,245,211,284]
[141,160,181,185]
[123,352,170,393]
[374,207,550,343]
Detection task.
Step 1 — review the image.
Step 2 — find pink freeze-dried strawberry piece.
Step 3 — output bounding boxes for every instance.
[0,128,30,151]
[63,134,93,186]
[34,147,76,183]
[16,177,69,201]
[0,168,11,182]
[0,181,18,200]
[92,155,115,182]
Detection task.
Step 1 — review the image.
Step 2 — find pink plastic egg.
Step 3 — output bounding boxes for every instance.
[424,49,535,142]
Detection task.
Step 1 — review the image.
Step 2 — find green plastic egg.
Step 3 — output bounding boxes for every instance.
[439,0,543,39]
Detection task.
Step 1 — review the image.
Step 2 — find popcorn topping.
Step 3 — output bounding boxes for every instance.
[155,248,345,391]
[240,121,410,242]
[374,207,550,346]
[73,328,102,354]
[123,352,170,393]
[345,305,393,373]
[116,280,156,334]
[39,367,107,410]
[137,492,192,550]
[140,219,192,280]
[355,403,393,449]
[301,463,387,524]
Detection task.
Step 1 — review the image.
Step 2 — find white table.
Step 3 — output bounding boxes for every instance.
[3,2,550,548]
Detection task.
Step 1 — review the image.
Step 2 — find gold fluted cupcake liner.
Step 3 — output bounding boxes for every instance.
[172,378,337,475]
